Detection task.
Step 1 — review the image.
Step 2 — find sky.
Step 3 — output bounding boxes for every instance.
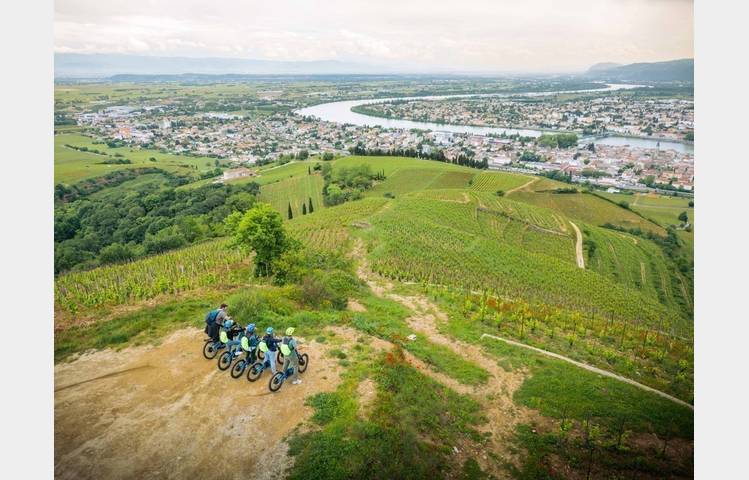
[54,0,693,73]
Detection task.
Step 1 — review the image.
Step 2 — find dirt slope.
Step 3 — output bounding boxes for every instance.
[55,328,343,480]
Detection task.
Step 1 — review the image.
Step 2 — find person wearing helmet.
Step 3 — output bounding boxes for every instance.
[222,319,243,358]
[281,327,302,385]
[261,327,281,374]
[239,323,260,363]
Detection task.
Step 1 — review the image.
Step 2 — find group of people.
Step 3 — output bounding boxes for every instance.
[204,303,303,384]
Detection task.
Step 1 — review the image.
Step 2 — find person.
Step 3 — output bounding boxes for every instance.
[261,327,281,374]
[281,327,302,385]
[240,323,259,363]
[222,319,243,358]
[205,304,228,343]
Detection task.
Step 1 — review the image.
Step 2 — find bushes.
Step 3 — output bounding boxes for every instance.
[298,270,356,310]
[98,243,135,264]
[225,288,296,326]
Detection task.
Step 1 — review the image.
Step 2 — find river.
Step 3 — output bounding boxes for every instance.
[295,84,694,154]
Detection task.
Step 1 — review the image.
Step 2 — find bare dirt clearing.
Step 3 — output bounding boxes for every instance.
[55,328,344,480]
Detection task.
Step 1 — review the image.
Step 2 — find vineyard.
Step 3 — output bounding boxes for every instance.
[54,239,249,315]
[287,197,388,251]
[584,224,693,319]
[510,190,666,235]
[469,170,532,193]
[431,285,693,401]
[258,173,325,218]
[364,195,688,334]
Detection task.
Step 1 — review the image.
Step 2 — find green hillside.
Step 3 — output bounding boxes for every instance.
[54,154,693,479]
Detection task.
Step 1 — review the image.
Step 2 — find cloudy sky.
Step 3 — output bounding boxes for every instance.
[55,0,693,73]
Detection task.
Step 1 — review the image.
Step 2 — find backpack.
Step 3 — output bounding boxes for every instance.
[204,309,220,326]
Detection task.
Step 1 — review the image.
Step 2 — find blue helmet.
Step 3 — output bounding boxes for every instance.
[266,327,274,335]
[246,323,256,333]
[223,319,233,329]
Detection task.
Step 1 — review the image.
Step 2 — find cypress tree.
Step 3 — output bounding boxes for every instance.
[287,203,293,220]
[302,203,307,215]
[308,197,314,213]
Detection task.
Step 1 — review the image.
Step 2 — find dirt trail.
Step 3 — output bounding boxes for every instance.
[505,177,539,196]
[55,328,345,480]
[479,333,694,410]
[350,239,537,477]
[570,221,586,269]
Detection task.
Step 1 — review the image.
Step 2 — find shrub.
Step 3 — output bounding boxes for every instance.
[297,270,356,310]
[226,288,295,326]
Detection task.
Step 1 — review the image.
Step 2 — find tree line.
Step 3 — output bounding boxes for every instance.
[55,176,260,274]
[348,143,489,169]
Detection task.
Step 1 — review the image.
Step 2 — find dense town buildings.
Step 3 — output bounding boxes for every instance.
[74,94,694,192]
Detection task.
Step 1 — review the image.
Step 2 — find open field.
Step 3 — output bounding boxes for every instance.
[55,133,218,184]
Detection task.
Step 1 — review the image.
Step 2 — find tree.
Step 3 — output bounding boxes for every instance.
[288,203,293,220]
[98,243,134,264]
[678,211,689,223]
[688,200,694,207]
[227,203,290,276]
[308,197,314,213]
[302,203,307,215]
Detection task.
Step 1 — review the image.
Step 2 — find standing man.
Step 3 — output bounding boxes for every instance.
[281,327,302,385]
[205,303,229,343]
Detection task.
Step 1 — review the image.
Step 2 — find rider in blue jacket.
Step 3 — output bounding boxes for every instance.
[262,327,281,374]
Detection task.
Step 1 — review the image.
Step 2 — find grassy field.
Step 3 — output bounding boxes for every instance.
[54,133,219,184]
[597,191,694,227]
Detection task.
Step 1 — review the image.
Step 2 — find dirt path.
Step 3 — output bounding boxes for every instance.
[479,333,693,410]
[350,239,536,477]
[55,328,345,480]
[505,177,539,195]
[570,221,585,269]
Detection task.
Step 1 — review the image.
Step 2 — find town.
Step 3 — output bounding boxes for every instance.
[71,87,694,194]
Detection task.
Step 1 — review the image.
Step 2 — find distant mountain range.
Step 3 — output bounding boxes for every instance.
[54,53,392,78]
[584,58,693,82]
[55,53,695,81]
